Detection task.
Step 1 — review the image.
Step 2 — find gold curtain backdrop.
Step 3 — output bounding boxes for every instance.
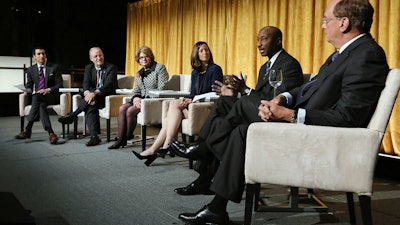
[126,0,400,155]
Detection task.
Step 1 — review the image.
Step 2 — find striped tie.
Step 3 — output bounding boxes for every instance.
[263,61,271,81]
[39,66,45,90]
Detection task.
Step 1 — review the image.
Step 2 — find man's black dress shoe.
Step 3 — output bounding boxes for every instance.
[58,114,76,124]
[86,136,101,146]
[174,181,213,195]
[178,205,229,225]
[170,141,201,160]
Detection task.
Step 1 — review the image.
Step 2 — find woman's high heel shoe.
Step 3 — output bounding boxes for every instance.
[157,145,175,158]
[157,148,169,158]
[132,150,157,166]
[108,138,127,149]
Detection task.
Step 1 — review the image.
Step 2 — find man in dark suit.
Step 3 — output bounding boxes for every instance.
[15,47,63,144]
[174,0,389,224]
[171,26,303,195]
[58,47,118,146]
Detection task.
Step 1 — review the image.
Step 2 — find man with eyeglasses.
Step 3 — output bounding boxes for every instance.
[175,0,389,224]
[58,47,118,147]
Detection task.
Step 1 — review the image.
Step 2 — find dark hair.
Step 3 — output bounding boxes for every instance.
[190,41,214,71]
[334,0,374,33]
[32,46,46,56]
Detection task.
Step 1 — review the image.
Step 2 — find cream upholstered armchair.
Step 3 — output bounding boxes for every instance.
[132,74,191,151]
[244,69,400,225]
[181,102,215,142]
[72,75,134,141]
[122,97,172,151]
[19,74,72,138]
[179,75,248,143]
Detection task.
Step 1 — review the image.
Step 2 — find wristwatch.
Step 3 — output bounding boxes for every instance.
[290,109,298,123]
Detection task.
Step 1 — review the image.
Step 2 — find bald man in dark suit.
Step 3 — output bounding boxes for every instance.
[58,47,118,146]
[175,0,389,224]
[172,26,304,196]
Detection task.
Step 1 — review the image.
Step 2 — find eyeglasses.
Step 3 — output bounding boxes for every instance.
[139,56,150,60]
[321,17,342,24]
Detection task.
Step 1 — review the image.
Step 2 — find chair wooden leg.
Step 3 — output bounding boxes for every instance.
[141,125,147,152]
[62,123,65,139]
[188,159,193,169]
[74,118,78,138]
[289,187,299,209]
[359,195,373,225]
[254,183,261,211]
[245,183,257,225]
[20,116,24,132]
[106,119,111,142]
[346,192,356,224]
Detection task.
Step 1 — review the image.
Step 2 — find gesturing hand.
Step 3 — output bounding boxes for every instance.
[212,80,235,96]
[230,72,247,92]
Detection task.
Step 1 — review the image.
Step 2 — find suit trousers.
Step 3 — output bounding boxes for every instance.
[78,95,106,134]
[28,93,59,132]
[193,96,238,181]
[206,94,264,203]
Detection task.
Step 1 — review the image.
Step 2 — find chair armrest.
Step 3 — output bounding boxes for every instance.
[72,94,82,111]
[245,122,383,195]
[100,95,130,119]
[52,93,71,116]
[122,96,131,104]
[161,99,175,125]
[19,93,28,116]
[138,98,174,124]
[181,102,214,135]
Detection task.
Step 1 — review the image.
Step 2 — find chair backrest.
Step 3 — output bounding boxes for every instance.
[164,74,191,92]
[62,74,71,88]
[367,68,400,133]
[117,75,134,89]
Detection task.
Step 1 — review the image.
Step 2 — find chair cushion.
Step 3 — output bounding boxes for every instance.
[245,122,382,195]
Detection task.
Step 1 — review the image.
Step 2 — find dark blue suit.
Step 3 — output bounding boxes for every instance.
[188,63,223,99]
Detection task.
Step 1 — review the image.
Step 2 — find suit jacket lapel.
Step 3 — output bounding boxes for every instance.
[45,65,51,87]
[255,50,286,91]
[295,35,370,107]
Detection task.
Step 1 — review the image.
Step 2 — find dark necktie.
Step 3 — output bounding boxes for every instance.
[296,77,317,104]
[39,66,45,90]
[263,61,272,81]
[96,69,102,89]
[296,51,340,104]
[331,51,339,62]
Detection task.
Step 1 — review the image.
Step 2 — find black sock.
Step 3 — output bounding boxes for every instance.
[69,109,82,118]
[192,174,211,189]
[25,121,34,131]
[208,194,228,214]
